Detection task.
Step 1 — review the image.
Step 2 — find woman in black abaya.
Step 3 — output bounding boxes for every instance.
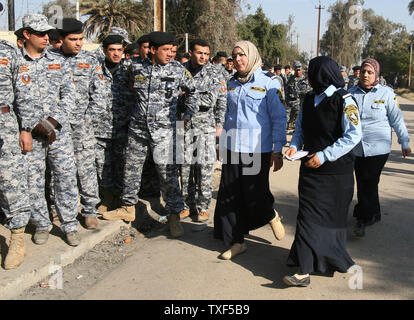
[283,56,362,286]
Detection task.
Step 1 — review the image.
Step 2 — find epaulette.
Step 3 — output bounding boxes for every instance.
[265,71,277,79]
[337,88,352,100]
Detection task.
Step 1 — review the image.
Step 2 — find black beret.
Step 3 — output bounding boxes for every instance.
[103,35,125,47]
[216,51,227,58]
[58,18,83,34]
[352,65,361,71]
[124,42,139,54]
[14,28,24,39]
[48,29,60,41]
[274,64,282,70]
[284,65,291,69]
[137,34,150,44]
[149,32,176,47]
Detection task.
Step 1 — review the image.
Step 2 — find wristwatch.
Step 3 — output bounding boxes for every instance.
[21,127,31,132]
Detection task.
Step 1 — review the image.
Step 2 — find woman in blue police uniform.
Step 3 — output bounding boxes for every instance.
[214,41,287,260]
[284,56,362,287]
[349,59,411,237]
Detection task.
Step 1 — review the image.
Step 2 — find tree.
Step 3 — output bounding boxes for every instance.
[166,0,241,55]
[319,0,365,68]
[78,0,146,42]
[42,0,76,19]
[409,0,414,16]
[237,7,301,66]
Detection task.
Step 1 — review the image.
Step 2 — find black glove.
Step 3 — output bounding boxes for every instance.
[32,117,58,144]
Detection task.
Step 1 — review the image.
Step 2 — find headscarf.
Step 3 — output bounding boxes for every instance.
[359,58,380,89]
[307,56,345,94]
[233,40,262,84]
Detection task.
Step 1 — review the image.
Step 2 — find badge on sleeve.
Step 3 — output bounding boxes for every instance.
[98,73,104,80]
[219,81,227,93]
[184,68,193,80]
[344,104,359,126]
[394,96,401,110]
[0,58,9,66]
[21,74,31,84]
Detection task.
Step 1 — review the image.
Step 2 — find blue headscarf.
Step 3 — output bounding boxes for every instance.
[308,56,345,94]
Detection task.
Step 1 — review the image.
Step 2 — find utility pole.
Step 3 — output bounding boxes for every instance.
[297,34,299,52]
[315,1,325,57]
[8,0,15,31]
[154,0,166,32]
[409,42,413,88]
[76,1,80,21]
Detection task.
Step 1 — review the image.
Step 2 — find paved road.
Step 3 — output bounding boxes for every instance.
[79,96,414,300]
[16,95,414,301]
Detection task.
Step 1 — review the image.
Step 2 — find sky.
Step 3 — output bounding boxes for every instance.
[1,0,414,55]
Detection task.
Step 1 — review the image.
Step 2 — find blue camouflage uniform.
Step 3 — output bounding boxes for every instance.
[14,46,79,234]
[0,40,31,230]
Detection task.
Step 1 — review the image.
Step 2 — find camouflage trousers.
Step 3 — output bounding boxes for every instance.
[286,100,300,129]
[95,135,127,193]
[122,127,183,214]
[70,121,100,217]
[180,129,216,213]
[0,112,31,230]
[28,128,79,233]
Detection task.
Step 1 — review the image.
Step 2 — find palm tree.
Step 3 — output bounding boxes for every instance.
[409,0,414,16]
[79,0,147,42]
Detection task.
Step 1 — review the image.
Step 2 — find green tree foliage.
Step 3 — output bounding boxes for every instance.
[236,7,302,66]
[319,0,365,68]
[166,0,241,55]
[78,0,146,42]
[409,0,414,16]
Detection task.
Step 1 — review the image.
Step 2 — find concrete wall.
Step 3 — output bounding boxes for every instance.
[0,30,100,51]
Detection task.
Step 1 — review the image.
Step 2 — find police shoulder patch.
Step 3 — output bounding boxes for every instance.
[134,75,146,82]
[394,96,401,110]
[21,73,31,84]
[19,65,30,72]
[344,104,359,126]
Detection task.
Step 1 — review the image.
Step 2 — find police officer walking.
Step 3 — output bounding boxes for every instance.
[103,32,198,238]
[179,39,227,222]
[14,14,80,246]
[285,61,310,130]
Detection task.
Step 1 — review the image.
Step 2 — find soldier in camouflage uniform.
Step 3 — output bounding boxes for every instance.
[93,26,131,64]
[14,14,80,246]
[93,35,132,211]
[51,18,106,229]
[347,65,360,90]
[0,40,31,269]
[103,32,198,238]
[179,39,227,222]
[285,61,310,130]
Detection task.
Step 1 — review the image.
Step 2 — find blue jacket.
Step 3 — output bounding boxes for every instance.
[348,84,410,157]
[221,67,287,153]
[290,85,362,165]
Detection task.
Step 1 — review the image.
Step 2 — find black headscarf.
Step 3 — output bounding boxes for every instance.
[308,56,345,94]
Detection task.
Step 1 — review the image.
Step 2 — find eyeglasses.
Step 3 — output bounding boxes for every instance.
[31,31,49,37]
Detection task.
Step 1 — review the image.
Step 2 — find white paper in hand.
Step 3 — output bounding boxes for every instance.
[284,150,309,161]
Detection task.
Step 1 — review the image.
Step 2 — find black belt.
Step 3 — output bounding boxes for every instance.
[1,106,10,114]
[198,106,210,112]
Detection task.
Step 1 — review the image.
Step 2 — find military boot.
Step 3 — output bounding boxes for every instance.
[102,205,135,222]
[4,228,26,270]
[98,188,115,213]
[168,214,184,238]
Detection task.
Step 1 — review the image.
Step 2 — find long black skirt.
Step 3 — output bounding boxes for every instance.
[286,169,355,274]
[214,150,275,247]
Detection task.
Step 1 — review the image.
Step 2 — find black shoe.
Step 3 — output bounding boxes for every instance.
[354,221,366,237]
[365,214,381,226]
[283,275,310,287]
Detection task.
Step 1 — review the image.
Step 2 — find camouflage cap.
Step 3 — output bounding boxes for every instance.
[22,14,54,32]
[109,27,131,44]
[293,61,302,70]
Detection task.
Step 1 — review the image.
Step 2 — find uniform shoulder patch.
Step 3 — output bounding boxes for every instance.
[19,65,29,72]
[21,74,31,84]
[394,96,401,110]
[344,104,359,126]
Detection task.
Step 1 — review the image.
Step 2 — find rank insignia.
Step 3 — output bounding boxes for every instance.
[344,104,359,126]
[48,64,61,70]
[78,63,90,69]
[19,65,29,72]
[134,75,146,82]
[0,58,9,66]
